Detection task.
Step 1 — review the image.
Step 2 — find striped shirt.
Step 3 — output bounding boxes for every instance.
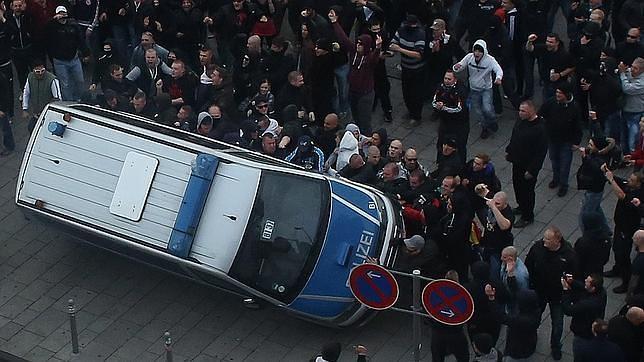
[392,26,426,70]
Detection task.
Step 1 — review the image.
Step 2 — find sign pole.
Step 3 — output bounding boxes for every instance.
[412,269,421,362]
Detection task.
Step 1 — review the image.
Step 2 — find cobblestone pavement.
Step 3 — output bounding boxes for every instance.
[0,60,634,362]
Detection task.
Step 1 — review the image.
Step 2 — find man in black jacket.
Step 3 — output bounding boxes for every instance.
[505,100,548,227]
[525,225,579,360]
[561,273,607,353]
[539,82,583,197]
[44,6,90,101]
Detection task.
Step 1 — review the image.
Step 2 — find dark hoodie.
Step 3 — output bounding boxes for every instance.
[464,261,503,343]
[490,289,541,359]
[332,22,379,95]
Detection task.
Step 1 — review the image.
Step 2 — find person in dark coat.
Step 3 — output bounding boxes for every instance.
[505,100,548,227]
[485,286,541,360]
[574,212,612,277]
[461,154,501,222]
[431,138,464,180]
[308,37,336,122]
[607,306,644,362]
[431,190,474,282]
[539,82,583,197]
[464,261,503,344]
[525,225,579,360]
[561,273,608,346]
[574,319,626,362]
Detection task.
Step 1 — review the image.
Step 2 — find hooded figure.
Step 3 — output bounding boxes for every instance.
[336,131,360,171]
[453,39,504,91]
[464,261,503,344]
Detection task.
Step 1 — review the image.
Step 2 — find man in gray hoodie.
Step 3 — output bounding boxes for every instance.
[453,40,503,139]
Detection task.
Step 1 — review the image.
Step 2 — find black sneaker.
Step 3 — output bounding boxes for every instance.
[548,180,558,189]
[384,110,393,122]
[603,269,619,278]
[613,284,628,294]
[552,349,562,360]
[557,186,568,197]
[514,218,534,228]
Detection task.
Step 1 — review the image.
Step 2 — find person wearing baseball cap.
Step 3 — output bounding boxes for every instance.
[44,4,90,101]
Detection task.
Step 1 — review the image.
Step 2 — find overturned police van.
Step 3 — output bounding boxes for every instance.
[15,103,404,327]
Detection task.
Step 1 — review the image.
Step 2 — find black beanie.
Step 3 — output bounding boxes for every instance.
[321,342,341,361]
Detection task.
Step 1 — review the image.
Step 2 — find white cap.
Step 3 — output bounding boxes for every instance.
[55,6,67,14]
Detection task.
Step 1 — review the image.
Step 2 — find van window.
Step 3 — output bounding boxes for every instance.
[229,171,331,303]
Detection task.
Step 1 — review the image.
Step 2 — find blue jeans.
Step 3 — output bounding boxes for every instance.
[470,88,496,131]
[580,191,611,235]
[540,301,563,351]
[621,111,642,153]
[111,23,137,64]
[52,56,85,101]
[603,111,622,143]
[548,0,571,33]
[333,64,350,116]
[548,143,573,187]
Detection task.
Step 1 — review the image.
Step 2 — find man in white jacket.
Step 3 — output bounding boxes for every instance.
[453,39,503,139]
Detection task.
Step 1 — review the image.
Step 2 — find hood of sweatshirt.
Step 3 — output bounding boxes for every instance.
[358,34,374,53]
[473,39,489,57]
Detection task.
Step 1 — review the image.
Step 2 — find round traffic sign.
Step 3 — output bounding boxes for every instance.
[348,264,399,310]
[422,279,474,325]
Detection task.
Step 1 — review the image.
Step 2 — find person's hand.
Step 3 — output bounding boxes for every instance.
[484,284,496,300]
[203,16,213,25]
[173,121,180,127]
[0,111,5,118]
[308,112,315,122]
[474,183,489,197]
[580,35,590,45]
[389,43,401,52]
[375,34,382,47]
[632,197,641,207]
[581,80,591,91]
[0,2,6,22]
[435,101,444,110]
[550,72,561,82]
[85,27,93,37]
[527,34,538,42]
[486,198,497,209]
[82,56,91,64]
[453,62,462,71]
[118,8,127,16]
[605,169,614,181]
[506,259,516,276]
[22,110,29,119]
[571,1,580,10]
[99,12,107,22]
[259,15,268,22]
[53,13,65,20]
[176,32,184,38]
[578,146,586,156]
[571,144,580,151]
[561,277,571,290]
[494,78,502,85]
[618,61,628,73]
[327,9,337,22]
[154,21,162,31]
[356,0,368,5]
[355,345,368,356]
[524,171,533,180]
[156,79,163,89]
[89,83,97,91]
[574,16,585,23]
[297,110,305,118]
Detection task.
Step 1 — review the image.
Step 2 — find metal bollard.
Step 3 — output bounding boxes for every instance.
[67,299,79,355]
[412,270,421,362]
[164,331,173,362]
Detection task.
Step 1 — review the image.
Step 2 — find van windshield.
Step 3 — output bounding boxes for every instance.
[229,171,330,304]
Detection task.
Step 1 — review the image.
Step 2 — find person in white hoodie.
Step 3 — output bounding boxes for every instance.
[453,39,503,139]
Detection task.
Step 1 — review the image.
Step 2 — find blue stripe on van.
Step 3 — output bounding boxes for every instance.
[167,154,219,258]
[288,182,380,318]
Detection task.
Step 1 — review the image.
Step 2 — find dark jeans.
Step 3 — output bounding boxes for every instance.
[0,62,14,118]
[373,67,392,113]
[548,142,573,187]
[401,67,424,120]
[12,46,33,88]
[539,300,564,351]
[0,114,15,151]
[512,165,537,220]
[349,90,374,134]
[613,224,637,284]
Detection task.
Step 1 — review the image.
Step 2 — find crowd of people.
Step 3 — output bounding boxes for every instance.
[0,0,644,361]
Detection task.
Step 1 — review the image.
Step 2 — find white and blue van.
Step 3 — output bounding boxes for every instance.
[15,103,404,326]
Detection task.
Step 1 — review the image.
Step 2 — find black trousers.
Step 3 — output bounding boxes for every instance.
[512,165,537,220]
[0,114,15,151]
[12,47,32,88]
[0,62,14,118]
[613,223,637,284]
[401,67,425,120]
[430,327,469,362]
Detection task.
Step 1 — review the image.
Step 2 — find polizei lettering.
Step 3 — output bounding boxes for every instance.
[352,230,374,267]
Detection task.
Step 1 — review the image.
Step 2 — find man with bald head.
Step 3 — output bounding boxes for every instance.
[387,139,404,163]
[316,113,340,158]
[366,145,386,173]
[607,305,644,361]
[627,230,644,297]
[376,162,408,196]
[339,154,376,184]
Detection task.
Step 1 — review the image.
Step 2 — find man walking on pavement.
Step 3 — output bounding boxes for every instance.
[505,100,548,227]
[453,39,503,139]
[0,70,15,156]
